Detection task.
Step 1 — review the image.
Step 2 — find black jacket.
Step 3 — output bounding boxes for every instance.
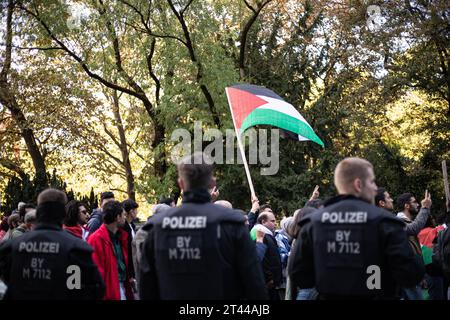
[0,223,105,300]
[261,233,282,287]
[121,221,136,278]
[288,195,425,299]
[139,189,268,300]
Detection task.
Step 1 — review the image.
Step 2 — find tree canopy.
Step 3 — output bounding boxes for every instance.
[0,0,449,218]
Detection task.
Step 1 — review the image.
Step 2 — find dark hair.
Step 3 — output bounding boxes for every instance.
[177,152,213,190]
[64,200,86,227]
[18,203,35,221]
[0,217,9,232]
[158,197,174,206]
[122,199,139,213]
[305,199,324,209]
[36,189,68,225]
[288,207,316,239]
[375,188,387,207]
[103,201,124,224]
[7,214,20,228]
[259,204,272,213]
[424,214,436,228]
[100,191,115,202]
[435,213,446,225]
[397,193,413,211]
[445,212,450,225]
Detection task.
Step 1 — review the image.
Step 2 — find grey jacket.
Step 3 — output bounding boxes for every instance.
[397,208,430,236]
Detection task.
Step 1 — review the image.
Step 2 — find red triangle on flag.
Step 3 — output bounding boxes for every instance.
[226,87,268,131]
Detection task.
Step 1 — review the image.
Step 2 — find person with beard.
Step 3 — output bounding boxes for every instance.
[0,189,104,300]
[63,200,89,240]
[288,158,424,300]
[397,192,431,240]
[88,200,134,300]
[396,191,432,300]
[375,188,395,212]
[377,188,431,257]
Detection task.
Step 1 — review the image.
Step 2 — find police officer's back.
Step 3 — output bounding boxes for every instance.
[288,158,425,299]
[0,189,104,300]
[139,152,268,300]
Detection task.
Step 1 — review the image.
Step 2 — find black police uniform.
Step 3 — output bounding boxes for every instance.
[288,195,425,299]
[139,189,268,300]
[0,223,105,300]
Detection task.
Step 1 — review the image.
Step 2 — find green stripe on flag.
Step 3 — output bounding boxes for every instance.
[240,108,324,147]
[421,245,433,265]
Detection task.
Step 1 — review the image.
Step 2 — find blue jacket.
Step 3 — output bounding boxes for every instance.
[275,230,291,268]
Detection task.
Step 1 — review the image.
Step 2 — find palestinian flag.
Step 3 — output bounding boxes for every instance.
[225,84,324,147]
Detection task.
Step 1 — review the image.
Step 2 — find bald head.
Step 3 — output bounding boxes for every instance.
[215,200,232,209]
[334,157,377,204]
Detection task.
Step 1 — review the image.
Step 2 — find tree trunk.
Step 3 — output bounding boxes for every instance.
[112,90,135,201]
[152,120,167,179]
[0,0,47,189]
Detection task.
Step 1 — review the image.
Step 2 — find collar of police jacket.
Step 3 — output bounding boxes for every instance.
[323,194,369,207]
[34,223,62,231]
[182,189,211,204]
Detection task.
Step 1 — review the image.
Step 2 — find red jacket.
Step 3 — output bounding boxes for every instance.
[63,225,89,240]
[87,224,134,300]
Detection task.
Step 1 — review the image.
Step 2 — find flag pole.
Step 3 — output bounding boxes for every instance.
[225,88,256,199]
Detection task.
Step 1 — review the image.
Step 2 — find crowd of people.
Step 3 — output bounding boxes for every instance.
[0,153,450,301]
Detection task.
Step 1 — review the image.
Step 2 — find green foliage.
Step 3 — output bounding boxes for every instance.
[1,0,448,218]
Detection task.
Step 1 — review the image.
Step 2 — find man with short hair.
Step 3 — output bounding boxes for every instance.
[288,157,425,299]
[248,197,272,231]
[397,192,431,238]
[88,200,134,300]
[375,187,394,211]
[87,191,115,234]
[255,211,283,300]
[0,189,104,300]
[0,214,20,243]
[18,203,36,223]
[121,199,139,293]
[158,197,175,207]
[10,210,37,239]
[139,152,268,300]
[396,191,432,300]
